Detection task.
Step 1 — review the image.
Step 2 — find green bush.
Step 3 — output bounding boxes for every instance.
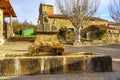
[96,28,108,40]
[59,27,68,39]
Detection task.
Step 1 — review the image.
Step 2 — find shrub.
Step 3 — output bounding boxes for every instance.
[59,27,68,39]
[96,28,108,40]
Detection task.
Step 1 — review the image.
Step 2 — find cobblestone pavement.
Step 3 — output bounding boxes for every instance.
[0,42,120,80]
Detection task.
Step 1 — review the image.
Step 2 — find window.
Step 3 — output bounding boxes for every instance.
[68,28,74,32]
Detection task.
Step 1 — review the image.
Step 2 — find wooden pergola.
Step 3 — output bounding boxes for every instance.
[0,0,16,17]
[0,0,16,41]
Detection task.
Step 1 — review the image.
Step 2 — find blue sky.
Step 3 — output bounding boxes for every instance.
[9,0,112,25]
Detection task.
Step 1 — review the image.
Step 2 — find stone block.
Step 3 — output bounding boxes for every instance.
[91,56,112,72]
[65,57,84,73]
[44,57,64,74]
[20,59,41,75]
[0,59,14,76]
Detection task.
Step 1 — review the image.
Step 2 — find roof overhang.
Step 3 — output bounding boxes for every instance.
[48,14,68,19]
[0,0,16,17]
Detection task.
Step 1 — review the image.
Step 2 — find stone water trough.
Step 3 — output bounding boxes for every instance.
[0,31,112,76]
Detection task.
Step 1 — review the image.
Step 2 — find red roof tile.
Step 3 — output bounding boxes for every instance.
[0,0,16,17]
[94,25,118,30]
[48,14,68,19]
[89,17,108,22]
[48,14,108,22]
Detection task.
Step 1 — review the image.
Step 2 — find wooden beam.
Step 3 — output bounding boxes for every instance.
[1,8,12,10]
[3,14,16,17]
[0,0,9,1]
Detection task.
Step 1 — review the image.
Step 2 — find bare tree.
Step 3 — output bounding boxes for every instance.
[56,0,100,42]
[109,0,120,24]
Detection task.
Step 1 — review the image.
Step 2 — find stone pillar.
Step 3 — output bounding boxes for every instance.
[10,15,14,37]
[10,15,12,27]
[0,9,5,45]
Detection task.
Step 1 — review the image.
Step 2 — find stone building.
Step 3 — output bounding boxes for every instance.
[108,22,120,30]
[37,3,120,43]
[0,0,16,45]
[37,3,109,31]
[82,25,119,39]
[37,3,75,31]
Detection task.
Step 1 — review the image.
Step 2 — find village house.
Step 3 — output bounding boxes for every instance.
[108,22,120,30]
[37,3,120,43]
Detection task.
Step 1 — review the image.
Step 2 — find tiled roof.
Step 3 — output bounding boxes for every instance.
[0,0,16,17]
[41,4,53,7]
[48,14,108,22]
[48,14,68,19]
[109,21,120,25]
[93,25,118,30]
[89,17,108,22]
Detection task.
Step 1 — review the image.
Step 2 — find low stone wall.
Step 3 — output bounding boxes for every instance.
[0,54,112,76]
[104,34,120,44]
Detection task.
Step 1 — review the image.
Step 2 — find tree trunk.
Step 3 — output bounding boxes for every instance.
[75,27,81,42]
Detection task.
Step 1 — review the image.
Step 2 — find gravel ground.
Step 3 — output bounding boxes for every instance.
[0,42,120,80]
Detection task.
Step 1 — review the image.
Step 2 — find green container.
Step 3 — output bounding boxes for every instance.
[22,28,34,36]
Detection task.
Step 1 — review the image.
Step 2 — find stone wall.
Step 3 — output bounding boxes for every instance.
[49,18,75,31]
[0,9,4,45]
[0,55,112,76]
[104,33,120,43]
[41,4,54,14]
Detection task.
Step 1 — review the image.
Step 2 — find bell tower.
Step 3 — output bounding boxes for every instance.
[37,3,54,31]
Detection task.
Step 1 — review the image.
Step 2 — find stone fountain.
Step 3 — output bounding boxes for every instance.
[28,31,64,56]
